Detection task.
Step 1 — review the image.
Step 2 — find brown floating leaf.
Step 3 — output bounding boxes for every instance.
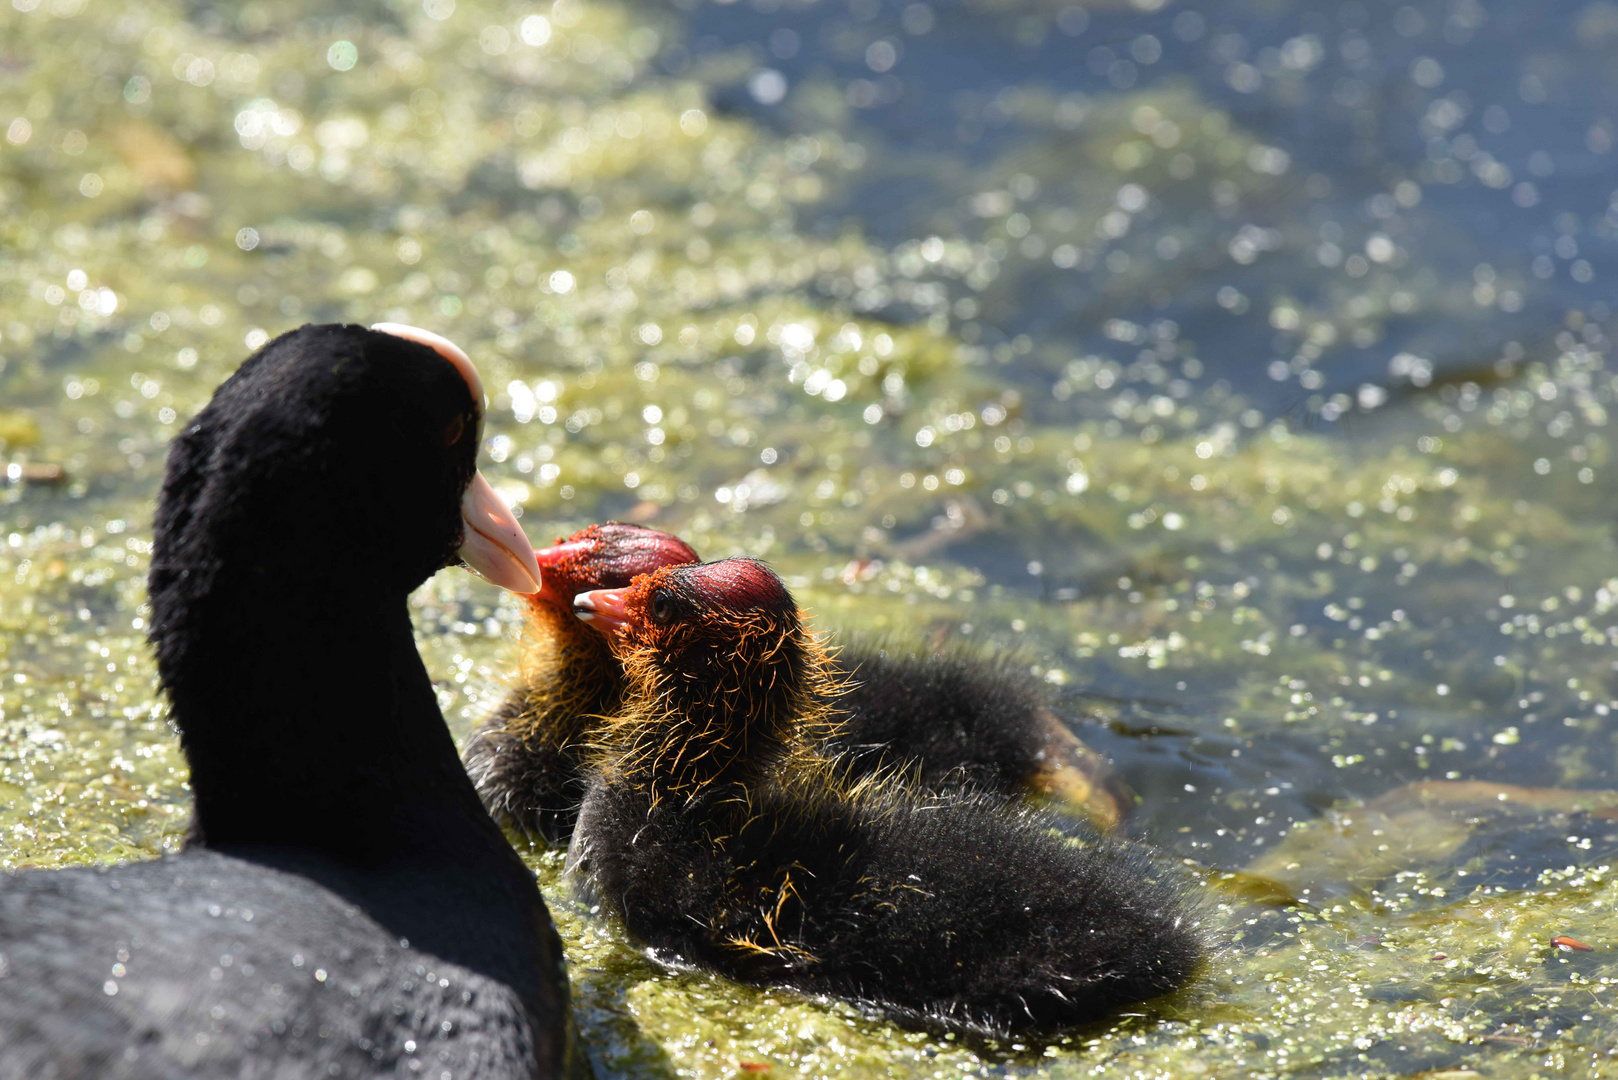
[5,462,67,484]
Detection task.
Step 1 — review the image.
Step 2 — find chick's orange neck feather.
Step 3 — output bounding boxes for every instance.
[597,609,847,804]
[505,596,624,743]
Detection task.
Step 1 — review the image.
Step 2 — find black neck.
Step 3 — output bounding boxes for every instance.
[612,629,842,803]
[169,583,496,860]
[161,579,562,1011]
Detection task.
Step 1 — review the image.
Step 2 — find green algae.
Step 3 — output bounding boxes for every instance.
[7,0,1618,1076]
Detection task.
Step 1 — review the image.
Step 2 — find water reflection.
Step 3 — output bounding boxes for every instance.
[693,0,1618,414]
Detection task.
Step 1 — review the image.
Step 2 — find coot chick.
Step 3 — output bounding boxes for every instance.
[566,560,1202,1037]
[464,523,698,841]
[473,523,1122,841]
[826,642,1127,830]
[0,324,588,1078]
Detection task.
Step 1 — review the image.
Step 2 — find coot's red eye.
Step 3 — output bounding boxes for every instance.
[443,414,466,446]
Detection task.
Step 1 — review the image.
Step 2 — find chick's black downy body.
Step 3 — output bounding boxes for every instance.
[573,776,1194,1036]
[566,560,1202,1038]
[826,643,1125,828]
[0,324,584,1079]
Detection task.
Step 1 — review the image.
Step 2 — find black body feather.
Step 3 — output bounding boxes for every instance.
[466,633,614,843]
[826,644,1122,824]
[828,647,1054,789]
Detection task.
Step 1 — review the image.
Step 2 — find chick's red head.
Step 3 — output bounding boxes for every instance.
[572,563,799,654]
[530,522,698,608]
[574,559,810,739]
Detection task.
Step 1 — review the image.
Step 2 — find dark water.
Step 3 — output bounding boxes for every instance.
[687,0,1618,412]
[5,0,1618,1074]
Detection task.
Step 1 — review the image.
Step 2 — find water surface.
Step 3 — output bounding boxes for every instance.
[6,0,1618,1075]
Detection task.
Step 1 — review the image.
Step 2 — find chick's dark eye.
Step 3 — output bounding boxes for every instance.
[442,413,466,447]
[650,591,675,624]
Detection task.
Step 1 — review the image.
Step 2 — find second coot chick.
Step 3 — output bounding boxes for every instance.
[0,325,586,1078]
[472,524,1123,842]
[825,642,1125,829]
[464,523,698,840]
[566,559,1202,1037]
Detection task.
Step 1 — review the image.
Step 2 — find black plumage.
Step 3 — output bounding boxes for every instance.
[827,643,1126,829]
[0,324,586,1079]
[566,559,1203,1038]
[472,525,1123,844]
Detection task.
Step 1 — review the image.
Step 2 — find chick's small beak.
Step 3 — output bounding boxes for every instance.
[573,587,630,633]
[532,538,597,606]
[458,471,542,594]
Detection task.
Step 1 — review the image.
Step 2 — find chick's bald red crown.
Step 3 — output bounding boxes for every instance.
[530,523,699,607]
[676,559,792,614]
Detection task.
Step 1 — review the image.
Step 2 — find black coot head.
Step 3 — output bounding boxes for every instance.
[145,323,542,847]
[152,324,530,600]
[149,323,539,666]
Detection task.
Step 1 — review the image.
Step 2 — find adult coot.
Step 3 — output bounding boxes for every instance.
[0,324,588,1079]
[470,524,1123,842]
[566,559,1201,1038]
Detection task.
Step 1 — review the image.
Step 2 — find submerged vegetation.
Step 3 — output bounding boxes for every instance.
[7,0,1618,1074]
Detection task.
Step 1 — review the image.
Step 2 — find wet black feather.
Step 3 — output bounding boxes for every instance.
[826,643,1062,793]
